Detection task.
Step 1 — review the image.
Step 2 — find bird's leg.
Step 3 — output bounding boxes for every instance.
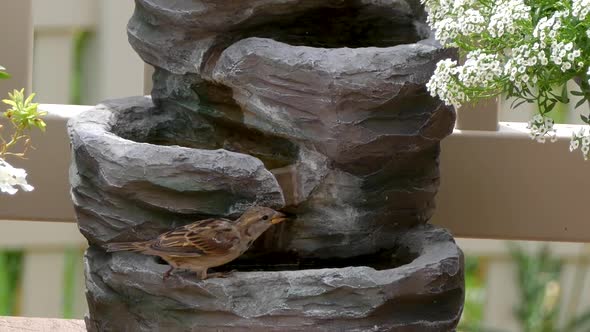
[196,268,208,280]
[163,265,175,281]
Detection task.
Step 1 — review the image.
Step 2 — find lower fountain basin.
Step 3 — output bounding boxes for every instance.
[84,225,464,332]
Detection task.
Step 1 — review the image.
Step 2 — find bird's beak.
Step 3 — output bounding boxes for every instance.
[270,212,288,225]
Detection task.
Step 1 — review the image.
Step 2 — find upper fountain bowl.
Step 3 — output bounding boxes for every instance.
[129,0,437,76]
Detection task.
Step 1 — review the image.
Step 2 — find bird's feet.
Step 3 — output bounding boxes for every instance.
[207,270,237,279]
[162,266,175,281]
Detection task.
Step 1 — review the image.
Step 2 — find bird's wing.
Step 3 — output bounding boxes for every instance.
[149,219,241,257]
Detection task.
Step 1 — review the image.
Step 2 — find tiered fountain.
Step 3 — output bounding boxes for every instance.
[68,0,464,331]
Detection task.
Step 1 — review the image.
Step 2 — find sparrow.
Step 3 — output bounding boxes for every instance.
[104,206,287,280]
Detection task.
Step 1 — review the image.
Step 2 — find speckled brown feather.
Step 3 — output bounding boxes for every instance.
[148,219,240,257]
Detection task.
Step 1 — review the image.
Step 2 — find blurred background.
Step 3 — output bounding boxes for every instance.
[1,1,590,331]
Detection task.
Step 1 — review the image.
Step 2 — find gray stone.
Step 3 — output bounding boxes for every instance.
[68,0,465,330]
[210,37,454,171]
[85,225,464,332]
[69,95,448,259]
[129,0,429,76]
[69,96,285,245]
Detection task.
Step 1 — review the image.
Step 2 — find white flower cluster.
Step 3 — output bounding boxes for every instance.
[527,115,557,143]
[532,12,565,45]
[423,0,486,46]
[426,59,464,106]
[0,158,34,195]
[423,0,530,45]
[550,41,583,72]
[572,0,590,20]
[504,44,542,89]
[423,0,590,158]
[427,52,504,107]
[459,51,504,88]
[432,12,486,46]
[570,128,590,160]
[488,0,531,37]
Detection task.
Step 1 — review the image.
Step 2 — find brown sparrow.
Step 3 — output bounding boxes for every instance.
[104,207,287,280]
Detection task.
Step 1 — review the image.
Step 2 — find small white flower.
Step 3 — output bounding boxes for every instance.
[427,59,463,106]
[545,118,554,127]
[528,115,557,144]
[573,0,590,20]
[570,139,580,151]
[0,158,34,195]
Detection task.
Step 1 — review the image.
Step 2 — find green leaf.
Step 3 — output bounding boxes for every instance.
[571,90,585,96]
[0,65,8,79]
[561,85,570,104]
[24,92,36,105]
[576,98,588,109]
[2,99,16,107]
[546,100,557,112]
[512,100,528,109]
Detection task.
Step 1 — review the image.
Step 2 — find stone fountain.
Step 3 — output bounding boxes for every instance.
[68,0,464,331]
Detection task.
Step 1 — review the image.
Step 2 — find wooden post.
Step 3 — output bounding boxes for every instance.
[93,0,144,102]
[0,0,33,96]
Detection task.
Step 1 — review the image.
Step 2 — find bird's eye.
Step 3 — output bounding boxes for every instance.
[262,215,269,220]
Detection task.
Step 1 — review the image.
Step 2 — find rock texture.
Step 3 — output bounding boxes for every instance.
[69,97,285,245]
[128,0,433,76]
[68,0,464,330]
[85,225,464,332]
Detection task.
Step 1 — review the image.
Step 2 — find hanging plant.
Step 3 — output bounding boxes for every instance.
[422,0,590,159]
[0,66,45,194]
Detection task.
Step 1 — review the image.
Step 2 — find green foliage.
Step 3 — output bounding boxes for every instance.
[509,244,590,332]
[0,65,10,80]
[0,251,24,316]
[3,89,46,132]
[460,246,590,332]
[70,30,93,105]
[459,256,486,331]
[0,65,46,161]
[0,89,46,159]
[62,248,83,318]
[509,244,562,332]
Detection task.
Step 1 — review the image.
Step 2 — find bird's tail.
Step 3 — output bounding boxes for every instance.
[104,241,147,253]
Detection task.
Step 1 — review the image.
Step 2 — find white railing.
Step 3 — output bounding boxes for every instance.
[2,0,590,329]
